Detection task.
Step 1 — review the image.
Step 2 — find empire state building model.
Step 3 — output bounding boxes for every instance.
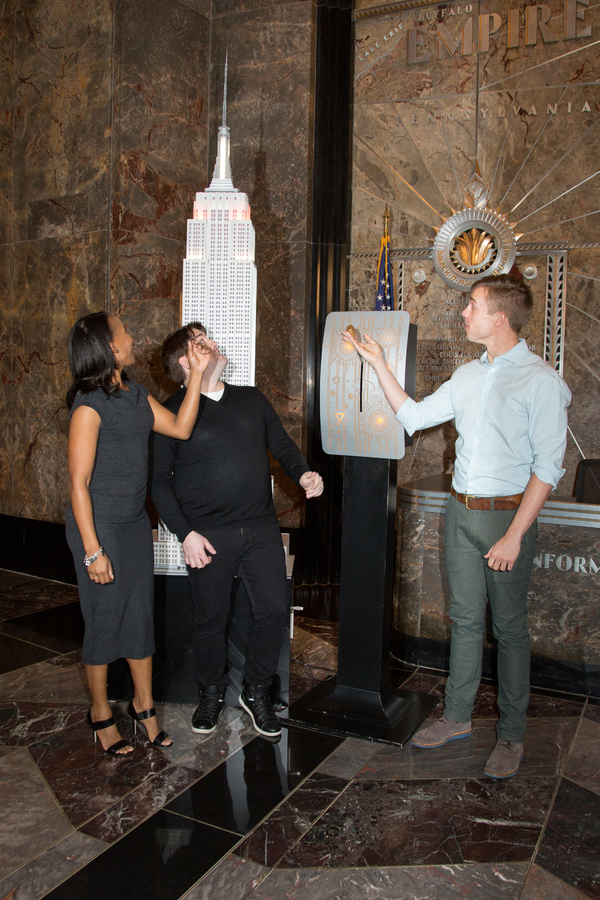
[181,77,257,386]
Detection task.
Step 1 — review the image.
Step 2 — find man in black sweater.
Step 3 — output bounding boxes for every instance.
[152,323,323,737]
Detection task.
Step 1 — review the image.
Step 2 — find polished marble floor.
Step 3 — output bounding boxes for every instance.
[0,568,599,900]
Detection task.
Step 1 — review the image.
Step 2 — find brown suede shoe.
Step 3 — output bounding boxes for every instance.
[411,715,472,748]
[484,739,523,778]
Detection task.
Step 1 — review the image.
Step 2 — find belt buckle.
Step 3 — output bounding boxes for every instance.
[465,495,475,510]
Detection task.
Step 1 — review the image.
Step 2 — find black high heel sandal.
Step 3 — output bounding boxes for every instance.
[127,702,172,747]
[87,710,133,755]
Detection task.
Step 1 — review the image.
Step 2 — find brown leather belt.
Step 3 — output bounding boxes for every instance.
[451,487,523,511]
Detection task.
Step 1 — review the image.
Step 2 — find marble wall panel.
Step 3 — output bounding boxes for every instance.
[111,231,187,395]
[0,12,14,247]
[209,1,315,526]
[112,0,210,244]
[11,233,108,520]
[110,0,211,404]
[0,244,13,513]
[530,523,600,664]
[255,238,311,525]
[210,2,315,245]
[352,104,450,242]
[562,254,600,496]
[13,0,113,242]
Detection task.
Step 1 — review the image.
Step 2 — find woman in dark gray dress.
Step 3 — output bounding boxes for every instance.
[66,312,210,754]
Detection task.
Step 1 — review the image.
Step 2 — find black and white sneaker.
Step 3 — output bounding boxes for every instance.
[191,685,225,734]
[239,682,281,736]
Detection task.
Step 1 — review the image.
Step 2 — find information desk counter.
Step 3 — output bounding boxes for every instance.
[394,475,600,696]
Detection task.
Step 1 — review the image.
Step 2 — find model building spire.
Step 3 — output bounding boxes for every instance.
[208,51,234,192]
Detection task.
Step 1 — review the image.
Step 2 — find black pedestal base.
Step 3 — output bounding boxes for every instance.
[284,677,439,747]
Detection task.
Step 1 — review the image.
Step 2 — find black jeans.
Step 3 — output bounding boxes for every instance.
[187,523,288,689]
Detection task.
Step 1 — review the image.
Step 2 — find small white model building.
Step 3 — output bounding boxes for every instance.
[154,56,258,574]
[181,59,257,386]
[153,522,187,575]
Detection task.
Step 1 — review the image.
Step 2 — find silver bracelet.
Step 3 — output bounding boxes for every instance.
[83,547,104,566]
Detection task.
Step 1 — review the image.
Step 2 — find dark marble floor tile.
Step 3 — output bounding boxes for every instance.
[564,716,600,798]
[0,632,58,675]
[166,727,342,835]
[0,829,106,900]
[289,663,327,703]
[520,864,593,900]
[470,685,586,720]
[279,776,556,868]
[291,627,337,675]
[47,649,83,667]
[237,771,348,866]
[585,702,600,726]
[295,618,339,646]
[358,718,577,781]
[0,570,38,590]
[29,706,172,828]
[80,762,205,843]
[0,749,72,880]
[252,863,529,899]
[536,779,600,899]
[0,578,78,621]
[0,651,89,702]
[43,810,240,900]
[186,854,268,899]
[158,703,257,774]
[395,671,446,695]
[396,679,586,722]
[0,601,84,654]
[0,700,87,746]
[528,691,586,718]
[317,736,380,779]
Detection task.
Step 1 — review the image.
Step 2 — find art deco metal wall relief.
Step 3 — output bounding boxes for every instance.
[350,0,600,384]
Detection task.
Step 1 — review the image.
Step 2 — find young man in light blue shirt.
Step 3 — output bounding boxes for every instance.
[345,274,571,778]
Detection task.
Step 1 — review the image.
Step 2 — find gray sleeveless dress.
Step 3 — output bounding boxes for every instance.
[65,381,155,665]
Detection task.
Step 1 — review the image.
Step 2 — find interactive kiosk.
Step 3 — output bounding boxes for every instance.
[286,311,438,745]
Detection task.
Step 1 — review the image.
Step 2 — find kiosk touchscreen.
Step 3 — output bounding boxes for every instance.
[319,311,413,460]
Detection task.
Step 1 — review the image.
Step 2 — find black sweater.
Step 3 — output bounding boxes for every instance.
[151,384,309,542]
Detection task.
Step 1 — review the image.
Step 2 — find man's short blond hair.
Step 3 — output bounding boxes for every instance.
[473,274,533,334]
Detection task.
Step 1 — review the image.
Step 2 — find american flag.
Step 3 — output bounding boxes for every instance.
[375,228,394,311]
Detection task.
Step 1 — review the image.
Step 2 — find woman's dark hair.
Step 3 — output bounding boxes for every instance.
[66,312,128,409]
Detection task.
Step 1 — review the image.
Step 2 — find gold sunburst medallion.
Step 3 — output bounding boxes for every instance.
[432,167,520,290]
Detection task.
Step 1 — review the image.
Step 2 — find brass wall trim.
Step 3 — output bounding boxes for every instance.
[355,0,442,21]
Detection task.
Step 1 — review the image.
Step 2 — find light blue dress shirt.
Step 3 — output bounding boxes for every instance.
[396,339,571,495]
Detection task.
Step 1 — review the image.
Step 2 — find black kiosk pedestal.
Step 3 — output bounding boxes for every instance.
[285,456,438,746]
[286,310,437,745]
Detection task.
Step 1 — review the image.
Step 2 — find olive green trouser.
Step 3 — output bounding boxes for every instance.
[443,494,538,742]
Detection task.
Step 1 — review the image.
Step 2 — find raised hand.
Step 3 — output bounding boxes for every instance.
[343,331,385,368]
[187,338,212,374]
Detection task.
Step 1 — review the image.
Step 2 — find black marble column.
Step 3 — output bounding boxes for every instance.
[297,0,354,596]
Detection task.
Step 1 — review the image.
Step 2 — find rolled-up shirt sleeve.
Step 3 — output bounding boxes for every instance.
[395,380,455,436]
[528,371,571,489]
